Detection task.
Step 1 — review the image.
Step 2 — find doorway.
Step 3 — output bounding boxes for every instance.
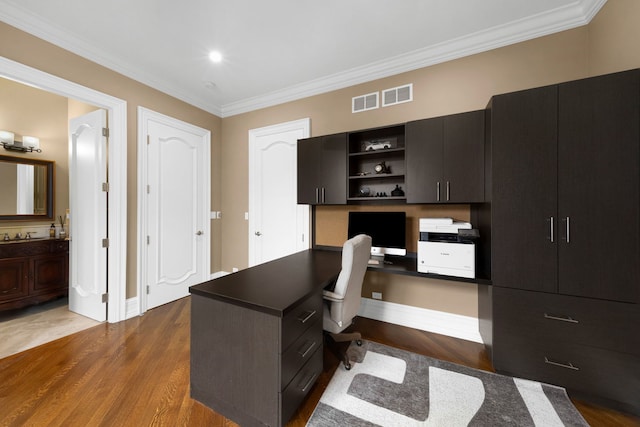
[248,118,310,266]
[0,57,128,323]
[137,107,210,312]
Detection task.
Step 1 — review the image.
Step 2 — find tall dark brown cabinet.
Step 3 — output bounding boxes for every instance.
[483,69,640,414]
[406,110,485,203]
[297,133,347,205]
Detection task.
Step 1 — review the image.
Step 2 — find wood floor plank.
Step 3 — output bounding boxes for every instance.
[1,297,638,426]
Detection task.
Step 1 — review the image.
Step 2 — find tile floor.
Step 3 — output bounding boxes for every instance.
[0,297,101,359]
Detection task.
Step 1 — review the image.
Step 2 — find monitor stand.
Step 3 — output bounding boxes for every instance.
[368,254,385,265]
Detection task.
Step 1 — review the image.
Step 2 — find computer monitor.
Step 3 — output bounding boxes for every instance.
[347,211,407,258]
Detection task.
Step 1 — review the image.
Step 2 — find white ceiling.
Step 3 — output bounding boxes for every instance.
[1,0,606,117]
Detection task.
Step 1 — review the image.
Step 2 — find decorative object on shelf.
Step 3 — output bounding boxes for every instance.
[358,187,371,197]
[0,130,42,153]
[375,192,388,197]
[374,161,390,174]
[391,185,405,197]
[362,137,397,152]
[356,171,370,176]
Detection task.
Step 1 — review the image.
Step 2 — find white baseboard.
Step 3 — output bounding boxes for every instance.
[358,298,483,344]
[211,271,231,279]
[125,297,140,319]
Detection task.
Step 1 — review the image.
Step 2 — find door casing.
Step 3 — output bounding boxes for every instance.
[0,57,128,323]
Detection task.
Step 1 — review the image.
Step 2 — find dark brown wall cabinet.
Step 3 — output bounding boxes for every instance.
[0,239,69,311]
[297,133,347,205]
[484,69,640,415]
[406,110,485,203]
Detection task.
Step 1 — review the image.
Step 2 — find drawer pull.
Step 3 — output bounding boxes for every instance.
[298,341,317,358]
[300,372,319,393]
[297,310,316,324]
[544,357,580,371]
[543,313,579,323]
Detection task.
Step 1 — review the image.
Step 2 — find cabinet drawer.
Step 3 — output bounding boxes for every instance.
[494,286,640,356]
[0,258,28,301]
[281,319,322,390]
[280,345,323,424]
[281,292,322,352]
[494,335,640,413]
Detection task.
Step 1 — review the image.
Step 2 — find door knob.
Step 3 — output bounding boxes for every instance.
[196,230,203,235]
[255,231,262,236]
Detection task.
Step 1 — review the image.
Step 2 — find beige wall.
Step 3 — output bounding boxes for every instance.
[220,0,640,318]
[1,22,223,299]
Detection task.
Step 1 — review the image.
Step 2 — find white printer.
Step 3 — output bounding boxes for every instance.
[417,218,476,279]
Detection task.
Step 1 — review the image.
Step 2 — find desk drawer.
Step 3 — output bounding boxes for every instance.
[281,319,322,390]
[494,287,640,355]
[494,335,640,413]
[280,345,322,424]
[282,292,322,352]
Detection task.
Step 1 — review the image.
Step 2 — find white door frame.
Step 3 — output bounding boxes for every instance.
[0,56,128,323]
[136,107,211,314]
[248,118,311,267]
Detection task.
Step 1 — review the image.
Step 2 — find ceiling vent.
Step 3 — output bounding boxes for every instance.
[382,84,413,107]
[352,92,379,113]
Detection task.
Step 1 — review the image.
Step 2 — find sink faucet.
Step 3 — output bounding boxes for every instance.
[25,232,32,240]
[3,233,9,241]
[14,232,22,240]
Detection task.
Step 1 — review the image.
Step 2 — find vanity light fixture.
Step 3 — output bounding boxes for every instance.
[0,130,42,153]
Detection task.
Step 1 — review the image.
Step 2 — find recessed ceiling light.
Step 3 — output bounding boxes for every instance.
[209,51,223,63]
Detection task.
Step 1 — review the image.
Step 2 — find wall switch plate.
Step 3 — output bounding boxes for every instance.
[372,292,382,300]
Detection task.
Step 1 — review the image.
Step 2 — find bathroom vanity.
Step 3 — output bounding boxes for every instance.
[0,239,69,311]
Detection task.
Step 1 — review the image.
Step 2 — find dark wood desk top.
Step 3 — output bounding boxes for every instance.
[189,249,342,317]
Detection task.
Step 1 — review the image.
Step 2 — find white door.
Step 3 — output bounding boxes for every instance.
[68,109,108,321]
[249,119,310,266]
[140,109,210,311]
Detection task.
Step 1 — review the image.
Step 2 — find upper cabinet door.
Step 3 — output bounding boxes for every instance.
[558,70,640,303]
[490,85,559,292]
[443,110,485,203]
[319,133,347,205]
[297,136,321,204]
[406,117,443,203]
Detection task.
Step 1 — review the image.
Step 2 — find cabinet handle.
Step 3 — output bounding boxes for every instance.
[298,340,317,358]
[321,187,326,204]
[566,217,570,243]
[297,310,316,324]
[300,372,319,393]
[544,357,580,371]
[315,188,319,204]
[548,217,554,242]
[436,182,441,202]
[446,181,450,201]
[544,313,579,324]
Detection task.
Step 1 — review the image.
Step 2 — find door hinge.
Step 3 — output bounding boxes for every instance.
[102,293,108,303]
[102,238,109,248]
[102,182,109,192]
[146,235,150,245]
[147,135,150,145]
[146,285,150,295]
[102,127,109,137]
[147,185,150,194]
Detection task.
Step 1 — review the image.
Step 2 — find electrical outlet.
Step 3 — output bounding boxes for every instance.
[372,292,382,300]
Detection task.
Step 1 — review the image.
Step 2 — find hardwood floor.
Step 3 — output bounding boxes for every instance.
[0,296,638,426]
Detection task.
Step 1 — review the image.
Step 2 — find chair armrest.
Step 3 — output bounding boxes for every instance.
[322,289,344,302]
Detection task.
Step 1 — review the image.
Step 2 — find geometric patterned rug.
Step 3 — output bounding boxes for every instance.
[307,340,589,426]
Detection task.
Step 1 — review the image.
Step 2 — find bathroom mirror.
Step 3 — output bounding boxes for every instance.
[0,155,54,220]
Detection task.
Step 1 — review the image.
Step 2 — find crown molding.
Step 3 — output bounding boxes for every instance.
[221,0,607,117]
[2,0,606,118]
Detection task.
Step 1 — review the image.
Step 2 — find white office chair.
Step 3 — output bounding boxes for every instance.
[322,234,372,370]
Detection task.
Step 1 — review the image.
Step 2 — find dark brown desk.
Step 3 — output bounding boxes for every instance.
[189,249,342,427]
